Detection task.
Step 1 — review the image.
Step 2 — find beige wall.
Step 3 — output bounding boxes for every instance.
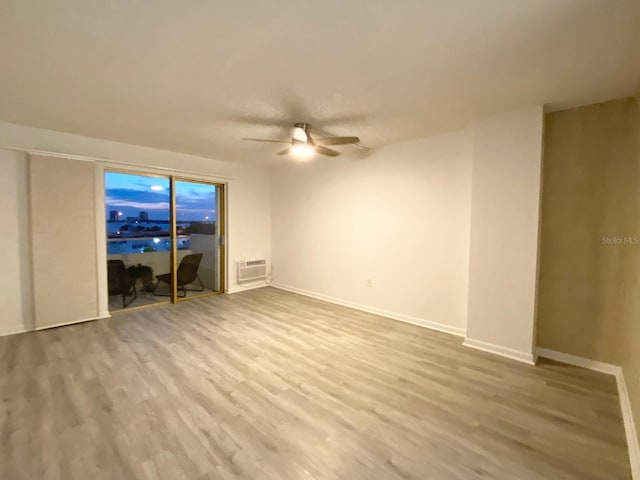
[537,96,640,445]
[627,92,640,448]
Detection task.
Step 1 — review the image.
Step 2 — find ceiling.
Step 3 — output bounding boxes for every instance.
[1,0,639,167]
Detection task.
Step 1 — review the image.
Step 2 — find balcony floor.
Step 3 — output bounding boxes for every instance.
[109,283,218,312]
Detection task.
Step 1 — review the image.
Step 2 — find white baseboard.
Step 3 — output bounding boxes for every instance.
[34,313,111,331]
[1,312,113,337]
[271,283,465,337]
[227,281,269,294]
[535,347,620,375]
[618,370,640,479]
[463,337,536,365]
[0,324,30,337]
[617,369,640,479]
[537,348,639,478]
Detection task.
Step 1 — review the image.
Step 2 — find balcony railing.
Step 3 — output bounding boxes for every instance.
[107,235,191,255]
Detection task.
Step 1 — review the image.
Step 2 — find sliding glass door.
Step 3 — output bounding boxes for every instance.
[105,171,173,311]
[105,170,225,312]
[173,179,225,300]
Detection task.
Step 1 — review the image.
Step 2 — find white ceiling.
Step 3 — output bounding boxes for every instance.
[1,0,639,166]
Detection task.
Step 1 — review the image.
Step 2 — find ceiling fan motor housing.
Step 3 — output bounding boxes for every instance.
[293,123,312,143]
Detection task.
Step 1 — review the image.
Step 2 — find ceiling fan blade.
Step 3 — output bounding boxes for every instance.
[313,136,360,146]
[242,137,291,144]
[315,146,340,157]
[276,148,291,155]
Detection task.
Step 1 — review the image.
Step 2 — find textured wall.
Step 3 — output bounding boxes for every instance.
[537,96,640,445]
[624,92,640,447]
[537,98,638,363]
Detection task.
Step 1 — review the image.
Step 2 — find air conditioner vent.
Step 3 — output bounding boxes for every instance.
[236,259,267,282]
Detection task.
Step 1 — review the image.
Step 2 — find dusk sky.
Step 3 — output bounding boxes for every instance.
[105,172,216,222]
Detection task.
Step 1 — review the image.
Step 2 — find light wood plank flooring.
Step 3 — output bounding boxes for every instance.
[0,287,631,479]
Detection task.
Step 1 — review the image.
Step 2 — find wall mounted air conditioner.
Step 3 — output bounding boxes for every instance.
[236,259,267,282]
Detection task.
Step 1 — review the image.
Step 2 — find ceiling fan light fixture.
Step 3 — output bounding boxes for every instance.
[292,126,309,143]
[290,143,315,158]
[242,122,358,158]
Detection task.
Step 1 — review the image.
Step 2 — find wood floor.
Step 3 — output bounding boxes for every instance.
[0,287,630,479]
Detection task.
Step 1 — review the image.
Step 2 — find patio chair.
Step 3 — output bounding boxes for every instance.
[107,259,137,307]
[153,253,205,297]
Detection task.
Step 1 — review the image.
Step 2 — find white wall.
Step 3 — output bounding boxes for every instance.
[464,106,544,363]
[271,130,473,334]
[0,149,33,334]
[0,121,271,334]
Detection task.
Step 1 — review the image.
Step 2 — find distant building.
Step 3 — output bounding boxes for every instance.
[109,210,119,222]
[139,211,149,222]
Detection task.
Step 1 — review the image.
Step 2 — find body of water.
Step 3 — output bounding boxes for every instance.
[106,221,191,234]
[106,221,190,254]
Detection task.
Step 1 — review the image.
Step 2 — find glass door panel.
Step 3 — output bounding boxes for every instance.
[174,179,224,300]
[105,171,173,312]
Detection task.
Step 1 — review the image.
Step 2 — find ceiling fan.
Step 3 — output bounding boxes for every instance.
[242,123,360,158]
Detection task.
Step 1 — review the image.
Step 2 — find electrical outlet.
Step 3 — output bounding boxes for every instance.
[367,279,373,288]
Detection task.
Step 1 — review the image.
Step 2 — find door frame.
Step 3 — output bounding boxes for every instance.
[172,176,226,302]
[98,164,228,313]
